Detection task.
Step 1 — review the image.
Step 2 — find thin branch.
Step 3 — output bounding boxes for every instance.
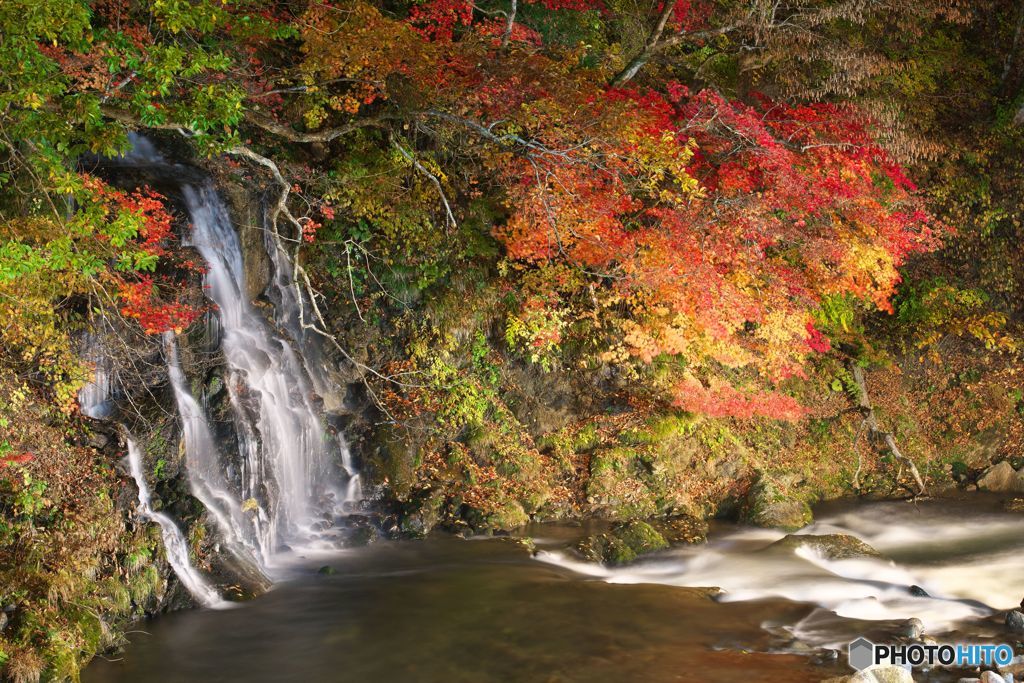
[501,0,518,47]
[390,133,457,231]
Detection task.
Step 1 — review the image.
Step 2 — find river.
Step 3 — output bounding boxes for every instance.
[84,495,1024,682]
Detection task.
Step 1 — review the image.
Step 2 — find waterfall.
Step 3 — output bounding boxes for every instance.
[78,333,115,420]
[176,181,355,556]
[124,435,227,608]
[81,134,359,602]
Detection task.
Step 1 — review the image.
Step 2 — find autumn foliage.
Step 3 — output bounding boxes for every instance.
[3,0,981,420]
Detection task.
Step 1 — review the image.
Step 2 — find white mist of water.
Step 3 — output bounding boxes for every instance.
[124,434,227,608]
[179,182,355,556]
[535,501,1024,647]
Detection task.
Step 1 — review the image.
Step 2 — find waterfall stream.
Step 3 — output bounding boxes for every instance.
[78,134,358,605]
[123,435,227,609]
[180,182,355,557]
[164,333,264,564]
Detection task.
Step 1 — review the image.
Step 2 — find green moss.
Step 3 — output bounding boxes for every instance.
[575,521,669,565]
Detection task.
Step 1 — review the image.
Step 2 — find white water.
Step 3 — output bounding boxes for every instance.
[124,435,226,608]
[164,333,265,563]
[179,182,355,558]
[536,500,1024,648]
[78,336,227,607]
[78,333,115,419]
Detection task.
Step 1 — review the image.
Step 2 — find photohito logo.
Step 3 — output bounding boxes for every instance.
[848,637,1014,670]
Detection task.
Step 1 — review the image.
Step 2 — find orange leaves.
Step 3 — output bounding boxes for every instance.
[672,376,806,422]
[488,85,941,419]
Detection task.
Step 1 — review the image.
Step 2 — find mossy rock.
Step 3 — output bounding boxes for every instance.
[742,475,813,531]
[370,423,422,499]
[575,520,669,565]
[398,489,446,538]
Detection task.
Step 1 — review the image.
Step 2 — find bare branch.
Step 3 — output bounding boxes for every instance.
[849,362,927,497]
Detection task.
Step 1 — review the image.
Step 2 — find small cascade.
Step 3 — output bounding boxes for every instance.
[163,333,268,566]
[124,435,226,608]
[78,337,227,606]
[262,224,362,502]
[78,333,115,420]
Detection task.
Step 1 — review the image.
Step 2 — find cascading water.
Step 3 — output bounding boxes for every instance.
[535,499,1024,650]
[164,333,267,564]
[124,435,227,609]
[78,333,115,420]
[176,181,355,558]
[79,133,359,607]
[78,337,226,607]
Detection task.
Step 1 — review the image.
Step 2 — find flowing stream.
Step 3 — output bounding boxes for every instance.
[84,496,1024,682]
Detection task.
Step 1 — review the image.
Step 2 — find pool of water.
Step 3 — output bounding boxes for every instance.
[85,495,1024,683]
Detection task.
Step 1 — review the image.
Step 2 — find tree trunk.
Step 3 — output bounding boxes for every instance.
[849,363,927,496]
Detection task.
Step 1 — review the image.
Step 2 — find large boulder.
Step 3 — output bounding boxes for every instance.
[768,533,882,560]
[977,461,1024,493]
[575,520,669,565]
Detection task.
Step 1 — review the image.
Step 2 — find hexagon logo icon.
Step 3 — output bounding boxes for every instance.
[848,637,875,671]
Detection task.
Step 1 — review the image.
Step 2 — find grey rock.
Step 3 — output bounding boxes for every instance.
[1006,609,1024,632]
[978,461,1024,492]
[769,533,882,560]
[743,475,813,531]
[899,617,925,639]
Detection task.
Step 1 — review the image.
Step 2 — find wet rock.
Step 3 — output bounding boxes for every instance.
[1004,498,1024,512]
[899,617,925,639]
[317,565,337,576]
[575,520,669,565]
[977,461,1024,493]
[1005,609,1024,632]
[347,521,379,547]
[769,534,882,560]
[909,585,930,597]
[398,489,445,539]
[812,648,840,665]
[743,475,812,531]
[649,514,708,545]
